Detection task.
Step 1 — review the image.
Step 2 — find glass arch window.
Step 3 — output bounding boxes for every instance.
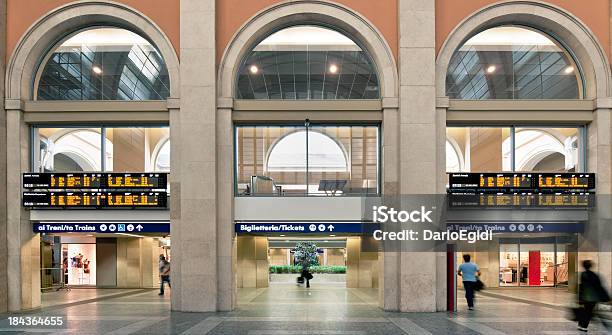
[267,130,348,172]
[446,26,580,99]
[153,139,171,172]
[236,25,380,100]
[37,27,170,100]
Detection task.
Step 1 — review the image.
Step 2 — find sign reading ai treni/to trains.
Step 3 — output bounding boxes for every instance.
[22,173,168,209]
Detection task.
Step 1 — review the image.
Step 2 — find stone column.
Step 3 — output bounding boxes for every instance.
[397,0,445,312]
[589,101,612,294]
[6,100,40,311]
[0,0,7,313]
[172,0,219,312]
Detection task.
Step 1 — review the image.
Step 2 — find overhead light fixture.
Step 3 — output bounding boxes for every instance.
[249,65,259,74]
[564,66,575,74]
[329,64,338,74]
[486,65,496,74]
[329,235,335,237]
[92,66,102,74]
[324,240,329,243]
[280,234,285,237]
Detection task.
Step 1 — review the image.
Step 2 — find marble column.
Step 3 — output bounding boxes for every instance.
[6,101,40,311]
[172,0,219,311]
[0,0,7,313]
[397,0,446,312]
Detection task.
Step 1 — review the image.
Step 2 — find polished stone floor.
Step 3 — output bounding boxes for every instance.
[0,283,610,334]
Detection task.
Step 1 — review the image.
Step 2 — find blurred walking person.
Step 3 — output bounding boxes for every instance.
[159,255,171,295]
[577,260,610,332]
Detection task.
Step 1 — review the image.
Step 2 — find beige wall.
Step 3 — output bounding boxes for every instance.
[116,237,157,288]
[236,237,268,288]
[346,237,378,288]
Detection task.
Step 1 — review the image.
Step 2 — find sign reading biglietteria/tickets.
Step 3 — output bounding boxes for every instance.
[235,222,376,235]
[33,223,170,233]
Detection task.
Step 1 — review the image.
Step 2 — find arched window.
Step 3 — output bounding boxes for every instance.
[505,129,577,172]
[36,27,170,100]
[446,26,580,99]
[267,131,348,172]
[446,140,463,172]
[236,25,379,100]
[153,139,170,172]
[41,129,112,171]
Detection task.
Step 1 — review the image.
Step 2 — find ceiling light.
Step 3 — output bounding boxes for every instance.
[324,240,329,243]
[280,234,285,237]
[564,66,575,74]
[329,64,338,74]
[329,235,335,237]
[249,65,259,74]
[92,66,102,74]
[486,65,496,74]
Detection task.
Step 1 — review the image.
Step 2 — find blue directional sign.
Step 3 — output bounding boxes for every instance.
[446,222,584,233]
[235,222,376,235]
[33,223,170,233]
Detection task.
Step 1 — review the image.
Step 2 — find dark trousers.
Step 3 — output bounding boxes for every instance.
[160,275,171,294]
[463,281,475,308]
[306,278,310,288]
[578,302,596,328]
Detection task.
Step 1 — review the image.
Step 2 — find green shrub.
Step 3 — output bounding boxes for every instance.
[269,265,346,274]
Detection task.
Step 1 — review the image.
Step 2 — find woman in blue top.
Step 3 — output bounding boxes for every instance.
[458,254,481,310]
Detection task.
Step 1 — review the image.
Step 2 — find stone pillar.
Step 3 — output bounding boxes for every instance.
[172,0,218,311]
[589,102,612,295]
[217,98,235,310]
[0,0,8,313]
[396,0,445,312]
[6,101,40,311]
[347,237,378,288]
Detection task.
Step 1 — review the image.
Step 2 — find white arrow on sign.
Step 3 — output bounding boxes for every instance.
[136,224,143,232]
[327,225,335,231]
[536,224,544,232]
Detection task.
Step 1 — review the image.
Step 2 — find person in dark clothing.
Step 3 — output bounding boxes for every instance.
[159,255,171,295]
[300,265,312,288]
[577,260,610,332]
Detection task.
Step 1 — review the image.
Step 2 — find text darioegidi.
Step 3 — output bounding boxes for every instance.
[371,206,493,243]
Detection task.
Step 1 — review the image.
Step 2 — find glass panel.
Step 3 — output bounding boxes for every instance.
[446,127,511,172]
[34,127,103,172]
[308,126,378,195]
[555,244,569,286]
[105,127,169,172]
[500,243,519,286]
[236,126,306,196]
[446,26,580,99]
[514,127,582,172]
[37,28,170,100]
[235,125,379,196]
[236,26,379,100]
[519,242,555,287]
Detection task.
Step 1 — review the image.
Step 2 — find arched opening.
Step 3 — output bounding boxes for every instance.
[235,25,380,100]
[267,130,348,172]
[35,27,170,100]
[39,129,111,172]
[446,26,581,99]
[446,140,463,172]
[153,139,171,172]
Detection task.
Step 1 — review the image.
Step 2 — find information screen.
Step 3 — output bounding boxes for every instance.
[23,192,167,208]
[448,173,595,193]
[22,173,168,189]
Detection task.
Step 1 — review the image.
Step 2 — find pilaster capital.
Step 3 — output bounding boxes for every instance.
[217,97,233,109]
[4,99,24,111]
[436,96,450,108]
[167,97,180,110]
[382,97,399,109]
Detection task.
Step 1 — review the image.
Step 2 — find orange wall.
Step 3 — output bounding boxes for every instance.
[436,0,610,59]
[216,0,399,65]
[6,0,180,62]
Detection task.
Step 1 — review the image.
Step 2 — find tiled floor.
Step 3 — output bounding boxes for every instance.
[0,284,610,334]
